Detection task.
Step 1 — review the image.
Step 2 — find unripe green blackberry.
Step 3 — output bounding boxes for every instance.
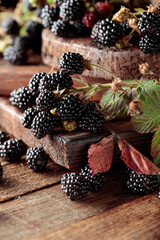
[60,52,84,75]
[0,131,10,145]
[22,107,38,128]
[41,5,59,29]
[36,89,58,111]
[138,12,160,35]
[29,72,47,96]
[1,18,19,35]
[26,147,48,171]
[61,172,89,201]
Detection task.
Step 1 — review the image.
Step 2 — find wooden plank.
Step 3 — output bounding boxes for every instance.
[0,97,152,169]
[0,164,141,240]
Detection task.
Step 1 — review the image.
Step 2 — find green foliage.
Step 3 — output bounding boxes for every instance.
[151,128,160,168]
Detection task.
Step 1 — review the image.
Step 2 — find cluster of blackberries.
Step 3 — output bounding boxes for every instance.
[138,12,160,53]
[61,165,106,201]
[10,52,105,139]
[39,2,89,37]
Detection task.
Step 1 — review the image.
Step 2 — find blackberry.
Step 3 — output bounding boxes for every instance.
[120,20,131,35]
[29,72,47,96]
[80,165,106,192]
[31,111,58,139]
[92,19,122,47]
[60,52,84,75]
[0,139,27,161]
[61,172,89,201]
[91,21,101,43]
[1,18,19,35]
[36,89,58,111]
[36,8,43,18]
[59,0,86,21]
[57,94,84,121]
[127,170,159,195]
[158,4,160,15]
[138,12,160,36]
[26,147,48,171]
[26,21,43,39]
[39,71,73,92]
[1,0,18,8]
[10,86,35,110]
[79,102,105,133]
[55,0,64,6]
[73,20,89,36]
[23,0,36,11]
[139,35,160,54]
[0,164,3,180]
[3,45,27,65]
[13,36,31,50]
[0,131,10,145]
[41,5,59,29]
[51,19,72,37]
[22,107,38,128]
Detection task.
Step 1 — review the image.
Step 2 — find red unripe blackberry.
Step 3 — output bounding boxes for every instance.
[61,172,89,201]
[31,111,58,139]
[41,5,59,29]
[22,107,38,128]
[26,147,48,171]
[59,0,86,21]
[0,131,10,145]
[0,139,27,161]
[139,35,160,54]
[1,18,19,35]
[51,19,72,37]
[95,2,113,19]
[29,72,47,96]
[82,12,99,29]
[57,94,84,121]
[4,45,27,65]
[80,165,106,192]
[138,12,160,36]
[39,71,73,92]
[59,52,84,75]
[36,89,58,111]
[10,86,35,110]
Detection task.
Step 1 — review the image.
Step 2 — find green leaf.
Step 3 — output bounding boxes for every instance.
[131,80,160,133]
[47,0,54,4]
[151,128,160,168]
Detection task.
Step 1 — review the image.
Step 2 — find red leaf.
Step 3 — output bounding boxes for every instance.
[118,138,160,175]
[88,135,114,176]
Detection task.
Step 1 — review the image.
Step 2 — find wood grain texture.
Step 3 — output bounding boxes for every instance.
[42,29,160,81]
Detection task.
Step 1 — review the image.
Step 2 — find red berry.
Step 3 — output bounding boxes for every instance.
[82,12,99,29]
[95,2,113,19]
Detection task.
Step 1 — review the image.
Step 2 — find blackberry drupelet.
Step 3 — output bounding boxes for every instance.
[57,94,84,121]
[4,45,27,65]
[73,20,89,36]
[93,19,122,46]
[120,20,131,35]
[1,18,19,35]
[26,21,43,39]
[139,35,160,53]
[1,0,18,8]
[79,102,105,133]
[31,111,58,139]
[41,5,59,29]
[91,21,101,43]
[39,71,73,92]
[51,19,72,37]
[10,86,35,110]
[23,0,36,10]
[61,172,89,200]
[36,89,58,111]
[29,72,47,96]
[138,12,160,35]
[0,139,27,161]
[0,131,10,145]
[26,147,48,171]
[59,0,86,21]
[127,170,159,195]
[22,107,38,128]
[60,52,84,75]
[80,165,106,192]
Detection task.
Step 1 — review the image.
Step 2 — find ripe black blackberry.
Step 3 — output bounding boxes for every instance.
[59,0,86,21]
[80,166,106,192]
[92,19,122,47]
[0,139,27,161]
[73,20,89,36]
[22,107,38,128]
[36,8,42,18]
[1,0,18,8]
[31,111,58,139]
[60,52,84,75]
[0,131,10,145]
[23,0,36,10]
[91,21,101,44]
[13,36,31,50]
[10,86,35,110]
[3,45,27,65]
[139,35,160,53]
[41,5,59,29]
[51,19,72,37]
[26,21,43,39]
[36,89,58,111]
[29,72,47,96]
[138,12,160,36]
[120,20,131,35]
[57,94,84,121]
[127,170,159,195]
[26,147,48,171]
[79,102,105,133]
[1,18,19,35]
[61,172,89,201]
[39,71,73,92]
[55,0,64,6]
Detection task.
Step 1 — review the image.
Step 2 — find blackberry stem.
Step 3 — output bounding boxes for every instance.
[90,63,116,78]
